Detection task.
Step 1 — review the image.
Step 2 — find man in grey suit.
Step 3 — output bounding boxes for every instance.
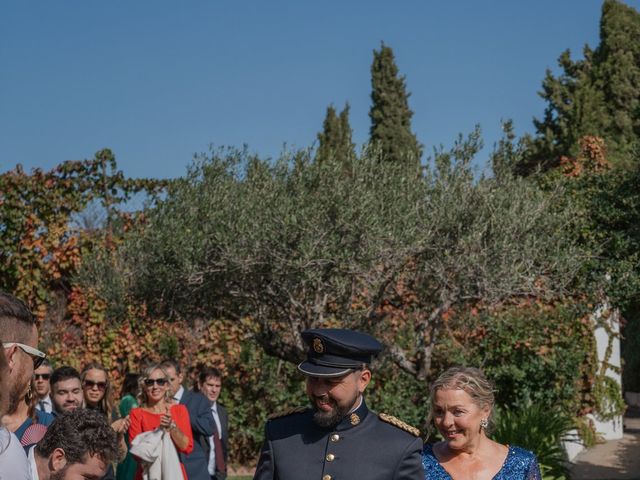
[162,359,216,480]
[197,367,229,480]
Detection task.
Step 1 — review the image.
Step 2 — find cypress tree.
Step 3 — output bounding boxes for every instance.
[369,43,422,167]
[594,0,640,161]
[316,103,355,169]
[522,0,640,173]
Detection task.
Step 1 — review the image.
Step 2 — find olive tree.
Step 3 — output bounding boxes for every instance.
[82,134,587,380]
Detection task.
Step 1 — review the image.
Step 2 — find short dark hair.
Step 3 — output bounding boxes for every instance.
[0,291,36,343]
[120,372,140,398]
[50,366,81,388]
[198,367,222,385]
[159,359,181,375]
[36,408,118,465]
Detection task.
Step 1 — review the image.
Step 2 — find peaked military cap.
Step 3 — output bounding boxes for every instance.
[297,328,383,377]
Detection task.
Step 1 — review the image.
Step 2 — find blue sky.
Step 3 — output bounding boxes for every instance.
[2,1,638,179]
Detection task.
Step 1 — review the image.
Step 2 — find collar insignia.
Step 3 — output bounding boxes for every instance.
[350,413,360,425]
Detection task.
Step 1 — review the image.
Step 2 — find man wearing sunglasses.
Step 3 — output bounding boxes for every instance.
[34,359,54,414]
[161,359,216,480]
[1,292,43,420]
[0,291,41,480]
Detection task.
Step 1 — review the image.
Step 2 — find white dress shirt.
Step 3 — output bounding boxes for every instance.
[173,385,185,403]
[207,401,222,476]
[35,395,52,414]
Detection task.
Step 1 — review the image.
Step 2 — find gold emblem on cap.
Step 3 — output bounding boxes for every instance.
[350,413,360,425]
[313,337,324,353]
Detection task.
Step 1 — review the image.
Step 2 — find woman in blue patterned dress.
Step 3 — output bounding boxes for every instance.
[422,367,541,480]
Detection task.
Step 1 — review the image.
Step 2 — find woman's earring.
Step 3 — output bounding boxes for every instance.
[480,418,488,430]
[26,384,33,403]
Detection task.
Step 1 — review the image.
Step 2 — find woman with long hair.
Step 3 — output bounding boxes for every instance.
[128,364,193,480]
[80,362,130,475]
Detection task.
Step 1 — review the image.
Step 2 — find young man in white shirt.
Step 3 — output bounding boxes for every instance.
[198,367,228,480]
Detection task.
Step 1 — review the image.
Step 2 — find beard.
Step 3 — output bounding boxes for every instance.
[50,465,68,480]
[7,367,29,415]
[310,393,359,428]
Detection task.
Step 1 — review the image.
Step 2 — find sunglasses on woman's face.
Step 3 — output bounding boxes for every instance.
[144,378,168,387]
[83,380,107,391]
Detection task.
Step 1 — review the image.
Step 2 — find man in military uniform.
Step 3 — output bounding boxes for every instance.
[253,329,423,480]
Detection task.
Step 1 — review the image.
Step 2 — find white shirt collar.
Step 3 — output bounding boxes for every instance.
[174,386,185,402]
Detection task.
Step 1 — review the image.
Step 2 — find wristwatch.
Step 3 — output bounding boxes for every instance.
[169,421,177,431]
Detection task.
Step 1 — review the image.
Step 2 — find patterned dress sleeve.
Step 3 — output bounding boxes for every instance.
[526,456,542,480]
[171,404,194,454]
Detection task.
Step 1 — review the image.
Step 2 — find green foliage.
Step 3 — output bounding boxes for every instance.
[622,309,640,392]
[492,404,572,480]
[437,301,596,416]
[369,43,422,167]
[316,103,356,170]
[548,163,640,313]
[521,0,640,172]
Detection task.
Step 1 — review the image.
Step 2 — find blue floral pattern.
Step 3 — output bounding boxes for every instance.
[422,443,542,479]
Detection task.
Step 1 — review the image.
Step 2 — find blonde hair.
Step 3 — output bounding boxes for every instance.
[137,364,173,407]
[427,366,496,434]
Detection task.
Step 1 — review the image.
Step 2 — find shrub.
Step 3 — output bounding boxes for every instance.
[492,403,573,480]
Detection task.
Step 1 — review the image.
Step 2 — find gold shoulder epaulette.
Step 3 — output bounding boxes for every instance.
[378,413,421,437]
[268,406,307,420]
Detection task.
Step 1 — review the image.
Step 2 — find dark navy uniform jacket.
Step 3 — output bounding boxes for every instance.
[253,399,423,480]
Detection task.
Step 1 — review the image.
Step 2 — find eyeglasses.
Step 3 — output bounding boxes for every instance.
[83,380,107,391]
[144,378,168,387]
[3,342,46,369]
[34,373,51,381]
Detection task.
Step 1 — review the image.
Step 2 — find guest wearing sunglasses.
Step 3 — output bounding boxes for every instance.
[0,293,52,452]
[34,359,53,414]
[129,364,193,480]
[0,291,41,480]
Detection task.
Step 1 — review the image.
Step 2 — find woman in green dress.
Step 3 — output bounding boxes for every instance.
[116,373,139,480]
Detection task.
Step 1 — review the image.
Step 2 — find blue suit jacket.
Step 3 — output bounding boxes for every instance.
[179,389,216,480]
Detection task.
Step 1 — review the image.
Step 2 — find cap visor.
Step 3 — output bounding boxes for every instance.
[297,361,353,378]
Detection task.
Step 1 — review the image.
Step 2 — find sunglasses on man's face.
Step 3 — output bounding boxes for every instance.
[144,378,168,387]
[83,380,107,391]
[34,373,51,381]
[3,342,46,369]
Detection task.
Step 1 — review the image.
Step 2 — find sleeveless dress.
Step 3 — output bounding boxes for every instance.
[422,443,542,480]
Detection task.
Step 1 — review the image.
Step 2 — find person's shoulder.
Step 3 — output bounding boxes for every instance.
[171,402,190,415]
[508,445,538,464]
[421,442,442,471]
[35,409,55,426]
[264,406,310,434]
[267,406,309,422]
[375,412,421,438]
[129,406,145,418]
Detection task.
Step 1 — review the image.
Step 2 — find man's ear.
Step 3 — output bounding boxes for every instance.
[5,345,18,371]
[50,448,67,472]
[357,369,372,393]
